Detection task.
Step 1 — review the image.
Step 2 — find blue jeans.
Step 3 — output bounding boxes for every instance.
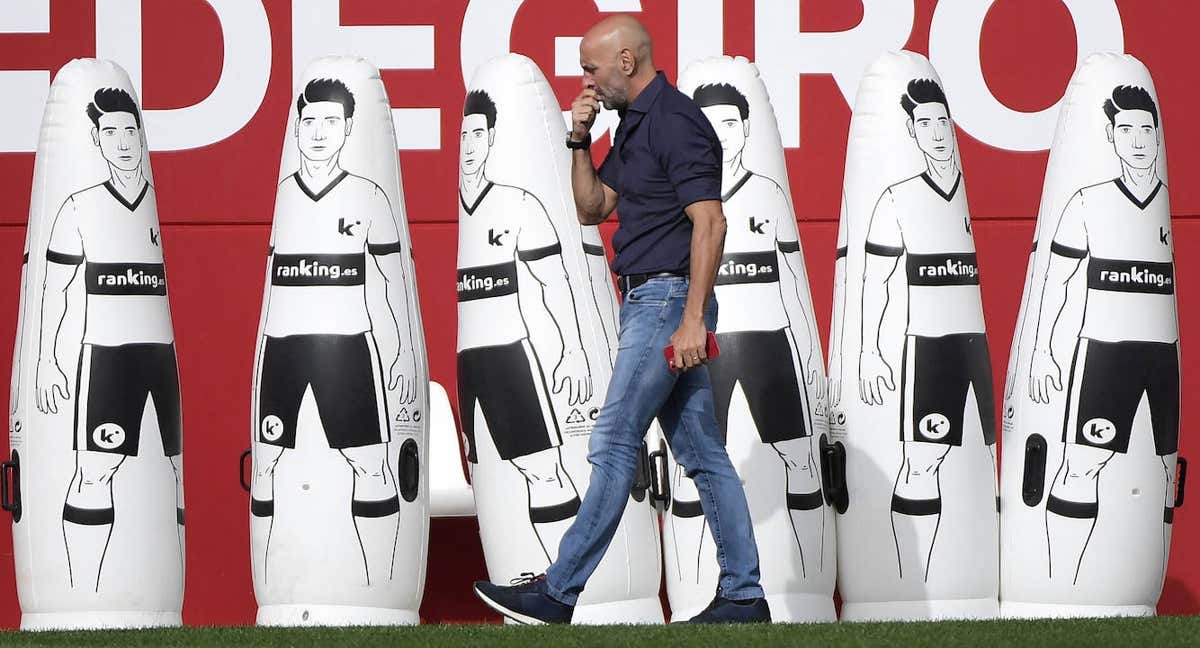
[545,276,764,604]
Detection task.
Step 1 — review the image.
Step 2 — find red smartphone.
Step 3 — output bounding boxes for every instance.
[664,332,720,372]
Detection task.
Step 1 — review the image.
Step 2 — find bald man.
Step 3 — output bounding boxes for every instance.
[473,15,769,624]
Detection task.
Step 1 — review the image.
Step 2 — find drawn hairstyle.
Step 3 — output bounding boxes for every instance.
[1103,85,1158,127]
[297,78,356,118]
[693,83,749,120]
[463,90,497,129]
[900,78,949,119]
[86,88,142,128]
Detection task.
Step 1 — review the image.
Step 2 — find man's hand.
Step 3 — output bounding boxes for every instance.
[389,353,419,405]
[571,89,600,142]
[35,358,70,414]
[669,316,709,371]
[858,350,895,406]
[1028,349,1062,404]
[553,347,592,406]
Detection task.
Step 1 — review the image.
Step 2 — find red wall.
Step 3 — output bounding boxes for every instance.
[0,0,1197,625]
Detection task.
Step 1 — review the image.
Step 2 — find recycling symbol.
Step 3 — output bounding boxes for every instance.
[566,408,586,424]
[396,408,411,423]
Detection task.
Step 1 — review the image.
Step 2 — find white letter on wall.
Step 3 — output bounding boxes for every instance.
[0,0,50,152]
[930,0,1123,151]
[756,0,915,148]
[96,0,272,152]
[293,0,437,150]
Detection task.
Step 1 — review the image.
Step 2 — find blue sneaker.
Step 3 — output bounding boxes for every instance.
[686,590,771,623]
[473,573,574,625]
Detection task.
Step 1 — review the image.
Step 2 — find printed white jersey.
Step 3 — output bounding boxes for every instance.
[456,181,562,351]
[46,181,173,346]
[264,171,401,337]
[865,172,984,337]
[1051,178,1176,344]
[714,173,796,333]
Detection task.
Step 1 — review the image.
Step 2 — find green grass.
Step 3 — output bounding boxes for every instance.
[0,616,1197,647]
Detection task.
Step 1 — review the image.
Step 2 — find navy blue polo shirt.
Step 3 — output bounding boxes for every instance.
[598,72,723,276]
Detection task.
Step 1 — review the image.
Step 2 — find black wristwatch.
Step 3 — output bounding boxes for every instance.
[566,133,591,150]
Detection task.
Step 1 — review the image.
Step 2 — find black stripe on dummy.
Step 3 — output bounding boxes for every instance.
[85,262,168,296]
[906,252,980,287]
[47,249,84,265]
[835,246,848,259]
[865,241,903,257]
[457,261,518,301]
[1165,507,1175,524]
[671,499,704,518]
[583,243,606,257]
[1045,495,1098,519]
[715,251,779,286]
[1087,257,1175,295]
[352,496,401,518]
[177,508,186,526]
[250,498,274,517]
[891,495,941,516]
[517,243,563,263]
[777,240,800,254]
[787,491,824,511]
[272,253,366,287]
[368,242,402,256]
[529,496,581,523]
[63,504,115,525]
[1050,241,1087,259]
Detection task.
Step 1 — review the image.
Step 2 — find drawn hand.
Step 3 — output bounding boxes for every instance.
[858,351,895,406]
[389,353,418,405]
[828,352,843,408]
[35,359,70,414]
[1028,349,1062,404]
[553,347,592,406]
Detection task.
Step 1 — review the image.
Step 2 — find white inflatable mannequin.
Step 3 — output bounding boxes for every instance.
[248,56,430,626]
[1000,53,1180,619]
[826,50,998,621]
[665,55,836,623]
[457,53,663,624]
[7,59,184,630]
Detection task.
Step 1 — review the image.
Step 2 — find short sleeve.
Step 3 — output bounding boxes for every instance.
[769,182,801,253]
[653,109,722,208]
[1050,191,1088,258]
[865,189,903,256]
[367,185,402,256]
[597,146,620,192]
[46,197,83,265]
[516,192,562,262]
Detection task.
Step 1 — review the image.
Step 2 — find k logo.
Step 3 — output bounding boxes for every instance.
[749,217,768,235]
[918,413,951,441]
[149,228,160,246]
[92,423,126,450]
[1082,417,1117,445]
[337,218,360,237]
[488,228,508,247]
[261,415,284,442]
[1160,227,1171,246]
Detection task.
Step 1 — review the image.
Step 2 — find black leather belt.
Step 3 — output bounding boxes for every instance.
[618,272,685,295]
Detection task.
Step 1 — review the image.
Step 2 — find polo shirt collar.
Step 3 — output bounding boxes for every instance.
[625,71,667,116]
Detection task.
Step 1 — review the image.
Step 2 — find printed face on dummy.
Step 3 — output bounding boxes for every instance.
[701,104,749,165]
[1108,109,1159,170]
[459,113,493,177]
[296,100,351,162]
[908,101,954,162]
[92,111,142,172]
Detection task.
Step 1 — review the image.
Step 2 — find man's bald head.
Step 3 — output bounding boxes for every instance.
[579,15,657,111]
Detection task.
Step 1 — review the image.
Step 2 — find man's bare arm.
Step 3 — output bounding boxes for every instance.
[570,88,618,225]
[669,199,726,370]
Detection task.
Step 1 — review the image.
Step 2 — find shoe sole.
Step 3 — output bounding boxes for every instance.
[472,585,549,626]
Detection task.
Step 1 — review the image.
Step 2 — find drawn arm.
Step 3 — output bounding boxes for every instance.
[35,199,83,414]
[774,185,823,398]
[859,190,902,406]
[368,187,418,404]
[1028,192,1087,404]
[828,197,850,407]
[520,193,592,406]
